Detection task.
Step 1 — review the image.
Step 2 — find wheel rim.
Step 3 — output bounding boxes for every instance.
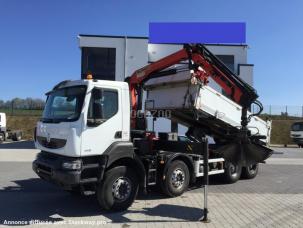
[171,168,185,189]
[229,163,238,177]
[112,177,132,202]
[247,164,257,174]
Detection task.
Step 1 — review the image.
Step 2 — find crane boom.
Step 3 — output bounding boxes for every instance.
[128,44,260,129]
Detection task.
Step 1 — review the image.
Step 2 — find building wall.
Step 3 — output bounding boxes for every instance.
[79,35,253,85]
[79,36,148,81]
[124,39,148,77]
[79,36,126,81]
[238,64,254,85]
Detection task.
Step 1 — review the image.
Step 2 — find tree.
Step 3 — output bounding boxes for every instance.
[0,97,45,110]
[0,100,4,108]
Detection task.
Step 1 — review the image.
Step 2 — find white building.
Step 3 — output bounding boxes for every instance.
[78,34,254,133]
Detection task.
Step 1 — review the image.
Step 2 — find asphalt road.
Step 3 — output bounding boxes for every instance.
[0,142,303,227]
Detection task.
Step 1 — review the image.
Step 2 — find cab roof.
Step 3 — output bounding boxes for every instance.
[52,79,129,91]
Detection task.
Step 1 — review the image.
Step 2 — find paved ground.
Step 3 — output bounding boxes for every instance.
[0,142,303,227]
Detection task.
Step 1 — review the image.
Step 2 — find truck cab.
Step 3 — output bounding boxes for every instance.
[35,79,130,157]
[0,113,7,142]
[33,79,146,210]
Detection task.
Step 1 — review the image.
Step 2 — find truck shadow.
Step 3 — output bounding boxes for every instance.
[102,204,203,224]
[0,178,203,225]
[0,140,35,149]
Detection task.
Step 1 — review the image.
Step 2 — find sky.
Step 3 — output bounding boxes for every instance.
[0,0,302,105]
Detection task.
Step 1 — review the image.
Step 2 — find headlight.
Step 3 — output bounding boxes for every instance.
[62,160,82,170]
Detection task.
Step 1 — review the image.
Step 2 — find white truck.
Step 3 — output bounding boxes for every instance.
[0,112,23,143]
[33,44,272,211]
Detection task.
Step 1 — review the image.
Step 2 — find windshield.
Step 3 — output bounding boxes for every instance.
[42,86,87,123]
[291,123,303,131]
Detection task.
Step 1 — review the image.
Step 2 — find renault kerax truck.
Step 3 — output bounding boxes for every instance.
[33,44,272,211]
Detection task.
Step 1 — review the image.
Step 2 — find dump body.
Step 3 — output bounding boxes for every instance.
[145,70,271,144]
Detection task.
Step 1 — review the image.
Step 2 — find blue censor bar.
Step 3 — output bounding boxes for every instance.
[149,22,246,44]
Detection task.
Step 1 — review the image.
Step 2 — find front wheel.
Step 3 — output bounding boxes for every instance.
[160,160,190,197]
[242,163,259,179]
[97,166,138,211]
[222,161,242,184]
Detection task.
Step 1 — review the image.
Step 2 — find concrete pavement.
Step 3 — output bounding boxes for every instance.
[0,142,303,227]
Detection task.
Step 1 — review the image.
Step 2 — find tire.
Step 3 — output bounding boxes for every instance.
[97,166,139,211]
[242,163,259,179]
[0,133,4,143]
[12,132,22,141]
[161,160,190,197]
[222,161,242,184]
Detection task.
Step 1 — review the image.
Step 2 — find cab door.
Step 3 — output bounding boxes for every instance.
[81,86,122,156]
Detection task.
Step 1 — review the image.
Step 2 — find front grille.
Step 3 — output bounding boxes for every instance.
[39,151,58,160]
[36,163,52,176]
[37,136,66,149]
[37,163,51,172]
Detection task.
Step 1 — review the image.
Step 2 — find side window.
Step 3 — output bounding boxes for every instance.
[102,90,118,119]
[88,88,118,122]
[81,47,116,80]
[216,55,235,73]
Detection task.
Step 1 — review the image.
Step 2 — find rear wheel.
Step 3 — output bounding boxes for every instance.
[161,160,190,197]
[242,163,259,179]
[97,166,138,211]
[222,161,242,183]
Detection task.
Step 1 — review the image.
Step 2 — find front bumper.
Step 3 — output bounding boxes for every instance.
[32,151,82,187]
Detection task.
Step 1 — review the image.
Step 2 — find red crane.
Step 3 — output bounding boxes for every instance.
[128,44,260,129]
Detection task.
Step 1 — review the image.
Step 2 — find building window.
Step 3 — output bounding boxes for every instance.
[88,88,118,121]
[216,55,235,73]
[81,47,116,81]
